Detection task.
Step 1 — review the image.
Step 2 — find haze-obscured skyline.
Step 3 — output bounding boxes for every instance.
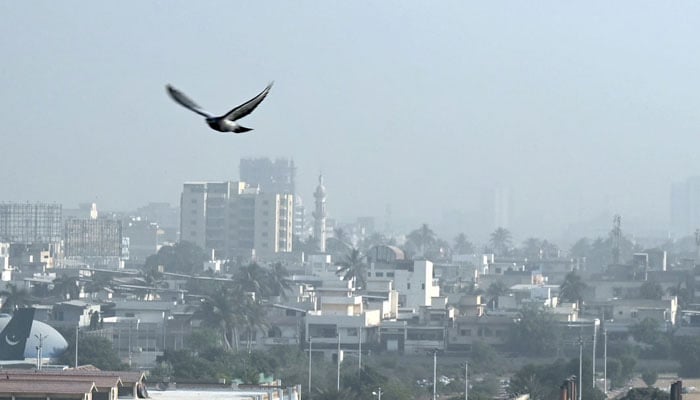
[2,2,699,242]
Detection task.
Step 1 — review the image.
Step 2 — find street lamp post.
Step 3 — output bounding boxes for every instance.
[35,333,47,370]
[465,361,468,400]
[592,319,599,388]
[433,349,438,400]
[75,325,79,368]
[336,332,341,391]
[372,387,383,400]
[603,329,608,394]
[578,336,583,400]
[308,336,313,400]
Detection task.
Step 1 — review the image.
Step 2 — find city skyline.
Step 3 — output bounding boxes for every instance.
[2,2,700,242]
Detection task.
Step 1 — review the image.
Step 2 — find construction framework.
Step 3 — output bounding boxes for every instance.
[0,202,62,243]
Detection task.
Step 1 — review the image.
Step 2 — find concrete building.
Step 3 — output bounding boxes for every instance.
[64,218,122,258]
[0,202,62,244]
[368,258,440,309]
[122,218,158,265]
[180,181,293,260]
[670,176,700,238]
[239,157,295,195]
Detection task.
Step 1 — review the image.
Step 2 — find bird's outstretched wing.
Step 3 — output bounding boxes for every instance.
[166,85,212,118]
[223,82,273,121]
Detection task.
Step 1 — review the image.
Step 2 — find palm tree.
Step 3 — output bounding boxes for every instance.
[407,223,437,257]
[336,248,369,290]
[266,262,291,299]
[234,262,268,297]
[190,285,252,351]
[334,227,350,246]
[453,233,475,255]
[0,284,32,313]
[489,227,512,256]
[559,271,587,307]
[521,237,542,260]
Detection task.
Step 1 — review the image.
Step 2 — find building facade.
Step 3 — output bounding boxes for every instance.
[0,202,62,244]
[180,181,293,259]
[64,218,122,258]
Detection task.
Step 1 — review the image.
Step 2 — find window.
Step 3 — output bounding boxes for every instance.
[387,272,394,277]
[407,283,411,290]
[347,328,358,336]
[460,329,471,336]
[421,283,425,289]
[376,272,384,277]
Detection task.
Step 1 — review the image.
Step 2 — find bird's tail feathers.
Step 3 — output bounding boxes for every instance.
[233,126,253,133]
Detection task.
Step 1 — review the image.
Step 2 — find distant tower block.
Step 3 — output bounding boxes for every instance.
[90,203,98,220]
[313,174,327,253]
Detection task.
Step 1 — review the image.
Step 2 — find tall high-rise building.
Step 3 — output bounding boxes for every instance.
[180,181,293,259]
[239,157,295,195]
[670,176,700,237]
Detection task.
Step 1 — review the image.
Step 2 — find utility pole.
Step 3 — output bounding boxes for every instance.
[336,332,341,391]
[578,336,583,400]
[358,323,362,376]
[592,319,599,388]
[308,336,313,400]
[465,362,468,400]
[604,329,608,394]
[433,350,438,400]
[35,333,47,371]
[75,325,79,368]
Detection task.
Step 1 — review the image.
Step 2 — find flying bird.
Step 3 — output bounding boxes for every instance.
[166,82,273,133]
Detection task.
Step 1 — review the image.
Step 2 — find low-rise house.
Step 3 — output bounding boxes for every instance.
[446,314,515,351]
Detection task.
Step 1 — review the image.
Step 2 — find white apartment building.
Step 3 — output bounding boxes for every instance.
[180,181,293,260]
[369,257,440,309]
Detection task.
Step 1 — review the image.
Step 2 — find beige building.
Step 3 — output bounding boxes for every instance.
[180,181,293,260]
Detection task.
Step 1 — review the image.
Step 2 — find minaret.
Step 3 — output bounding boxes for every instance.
[313,174,327,252]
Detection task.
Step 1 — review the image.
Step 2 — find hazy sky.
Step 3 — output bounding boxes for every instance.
[2,2,700,242]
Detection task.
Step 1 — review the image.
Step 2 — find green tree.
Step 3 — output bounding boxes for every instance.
[620,387,667,400]
[639,281,663,300]
[629,318,661,344]
[59,335,126,370]
[673,335,700,377]
[453,233,475,255]
[266,262,291,299]
[521,237,542,260]
[559,271,588,305]
[506,306,559,356]
[641,370,658,387]
[489,227,512,256]
[0,284,32,313]
[190,285,259,351]
[144,241,207,275]
[407,224,437,257]
[233,262,268,297]
[569,238,591,258]
[336,248,369,290]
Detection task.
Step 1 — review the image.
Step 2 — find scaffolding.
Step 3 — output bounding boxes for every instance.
[0,202,62,243]
[64,218,122,257]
